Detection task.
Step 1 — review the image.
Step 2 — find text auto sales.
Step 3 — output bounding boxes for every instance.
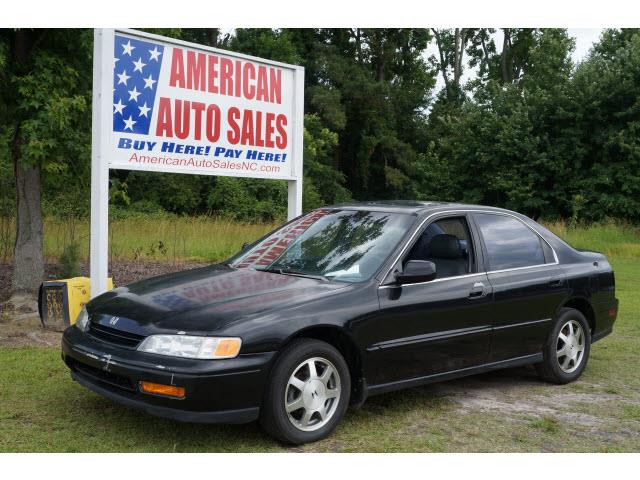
[119,47,289,163]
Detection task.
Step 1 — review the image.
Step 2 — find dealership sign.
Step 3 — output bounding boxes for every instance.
[91,29,304,296]
[110,32,299,179]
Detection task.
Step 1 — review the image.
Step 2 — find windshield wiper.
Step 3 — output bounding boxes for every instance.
[257,267,329,282]
[281,269,329,281]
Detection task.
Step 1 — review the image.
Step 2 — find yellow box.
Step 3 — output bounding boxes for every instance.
[38,277,114,327]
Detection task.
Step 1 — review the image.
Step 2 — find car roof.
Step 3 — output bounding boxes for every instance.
[325,200,517,217]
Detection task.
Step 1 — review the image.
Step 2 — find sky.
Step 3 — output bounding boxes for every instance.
[568,28,604,62]
[427,28,604,91]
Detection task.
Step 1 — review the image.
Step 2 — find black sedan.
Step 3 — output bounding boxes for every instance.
[62,201,618,444]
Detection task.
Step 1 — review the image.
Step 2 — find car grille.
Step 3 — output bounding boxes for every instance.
[87,322,145,349]
[68,358,136,392]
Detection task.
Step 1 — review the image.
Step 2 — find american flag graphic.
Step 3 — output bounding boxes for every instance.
[112,35,164,135]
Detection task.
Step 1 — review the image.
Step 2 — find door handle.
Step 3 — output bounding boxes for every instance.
[548,278,564,288]
[468,282,486,299]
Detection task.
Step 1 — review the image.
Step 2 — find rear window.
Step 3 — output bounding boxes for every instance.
[474,213,547,271]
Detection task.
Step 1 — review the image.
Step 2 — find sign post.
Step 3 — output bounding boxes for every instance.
[90,28,115,299]
[90,28,304,298]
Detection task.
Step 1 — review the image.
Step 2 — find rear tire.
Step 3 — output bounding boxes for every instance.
[260,338,351,445]
[536,308,591,384]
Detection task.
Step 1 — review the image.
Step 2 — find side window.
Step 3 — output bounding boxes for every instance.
[405,216,475,279]
[474,213,548,270]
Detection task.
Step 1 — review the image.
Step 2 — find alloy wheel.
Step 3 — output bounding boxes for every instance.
[556,319,586,373]
[284,357,341,432]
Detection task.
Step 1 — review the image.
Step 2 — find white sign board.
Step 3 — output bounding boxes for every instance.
[91,29,304,297]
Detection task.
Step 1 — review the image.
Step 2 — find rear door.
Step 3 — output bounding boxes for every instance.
[471,212,567,362]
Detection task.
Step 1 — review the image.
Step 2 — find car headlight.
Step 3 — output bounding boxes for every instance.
[137,335,242,359]
[75,307,90,332]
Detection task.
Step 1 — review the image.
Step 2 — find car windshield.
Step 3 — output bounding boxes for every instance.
[230,209,414,282]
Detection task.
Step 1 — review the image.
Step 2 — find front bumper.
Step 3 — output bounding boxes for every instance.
[61,327,275,424]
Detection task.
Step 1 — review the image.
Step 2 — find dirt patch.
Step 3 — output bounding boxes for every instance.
[0,260,207,347]
[0,321,62,347]
[426,368,626,430]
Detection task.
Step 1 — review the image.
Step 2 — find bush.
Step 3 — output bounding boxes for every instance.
[59,241,81,278]
[206,177,287,222]
[110,200,175,220]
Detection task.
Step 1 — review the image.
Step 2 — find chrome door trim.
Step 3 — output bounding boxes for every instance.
[366,317,552,351]
[366,324,493,351]
[492,317,552,330]
[378,272,487,289]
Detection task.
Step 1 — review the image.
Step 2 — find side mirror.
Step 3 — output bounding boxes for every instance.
[396,260,437,284]
[241,242,251,251]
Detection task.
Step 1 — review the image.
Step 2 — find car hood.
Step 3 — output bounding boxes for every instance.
[87,264,348,335]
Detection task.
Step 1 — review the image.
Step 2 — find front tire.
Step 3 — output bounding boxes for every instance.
[260,339,351,445]
[536,308,591,384]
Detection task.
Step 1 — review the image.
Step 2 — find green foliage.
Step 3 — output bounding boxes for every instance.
[286,29,435,200]
[302,114,350,210]
[108,178,130,208]
[230,28,301,64]
[565,29,640,220]
[206,176,288,222]
[1,28,640,225]
[110,200,172,220]
[420,28,640,221]
[59,240,81,278]
[0,29,93,225]
[123,171,207,214]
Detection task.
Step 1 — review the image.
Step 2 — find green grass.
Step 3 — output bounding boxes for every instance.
[530,416,561,434]
[543,220,640,259]
[1,221,640,452]
[41,216,278,262]
[1,216,638,263]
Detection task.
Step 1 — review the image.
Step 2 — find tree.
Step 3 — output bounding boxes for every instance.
[466,28,497,81]
[302,114,350,210]
[3,26,640,290]
[298,28,435,200]
[421,29,577,220]
[565,29,640,220]
[0,29,92,296]
[431,28,469,101]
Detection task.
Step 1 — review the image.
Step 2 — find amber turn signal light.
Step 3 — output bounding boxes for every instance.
[139,381,185,398]
[214,338,242,358]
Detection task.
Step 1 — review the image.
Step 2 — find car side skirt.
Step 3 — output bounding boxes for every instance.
[592,327,613,343]
[365,352,543,397]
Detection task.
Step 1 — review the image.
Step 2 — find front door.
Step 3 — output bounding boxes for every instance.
[363,214,494,387]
